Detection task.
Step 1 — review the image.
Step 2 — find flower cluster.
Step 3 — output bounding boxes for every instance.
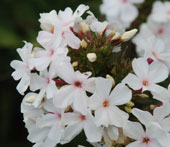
[11,3,170,147]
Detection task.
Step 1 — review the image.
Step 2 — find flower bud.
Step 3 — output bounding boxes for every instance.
[138,94,149,98]
[80,39,88,48]
[24,94,37,103]
[87,53,97,62]
[125,106,132,113]
[106,74,115,87]
[79,22,90,33]
[121,29,138,42]
[126,101,134,107]
[111,33,121,41]
[72,61,78,67]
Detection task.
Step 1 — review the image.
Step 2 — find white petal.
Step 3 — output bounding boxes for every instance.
[122,73,142,90]
[148,62,169,83]
[132,58,149,78]
[33,88,46,108]
[132,108,153,126]
[107,126,119,141]
[110,83,132,105]
[53,86,74,109]
[95,77,112,98]
[84,120,102,143]
[109,106,129,127]
[72,89,88,115]
[121,4,138,23]
[61,123,83,144]
[123,121,145,140]
[153,104,170,121]
[16,74,30,95]
[126,141,142,147]
[64,31,81,49]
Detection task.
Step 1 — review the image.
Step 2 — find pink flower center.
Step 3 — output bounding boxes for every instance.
[57,113,62,120]
[157,28,164,35]
[143,80,149,86]
[142,137,150,144]
[103,100,110,108]
[49,49,54,56]
[74,81,82,88]
[147,58,154,64]
[80,114,86,121]
[152,51,158,58]
[50,27,54,34]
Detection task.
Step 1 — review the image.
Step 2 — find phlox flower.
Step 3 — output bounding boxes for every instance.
[133,18,170,56]
[100,0,144,28]
[132,105,170,147]
[151,1,170,23]
[10,41,34,95]
[61,111,102,144]
[30,44,69,71]
[124,121,166,147]
[35,100,65,147]
[133,36,170,70]
[53,63,95,115]
[89,77,132,127]
[30,67,58,107]
[37,4,89,49]
[21,93,49,147]
[122,58,169,93]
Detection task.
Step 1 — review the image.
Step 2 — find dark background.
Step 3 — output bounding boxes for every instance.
[0,0,167,146]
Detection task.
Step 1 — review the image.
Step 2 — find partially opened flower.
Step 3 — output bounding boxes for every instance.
[122,58,168,93]
[89,77,132,127]
[10,41,34,95]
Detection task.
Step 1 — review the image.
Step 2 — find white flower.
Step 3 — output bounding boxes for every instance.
[30,45,69,72]
[122,58,168,93]
[37,4,89,49]
[36,99,65,147]
[124,121,167,147]
[133,18,170,56]
[10,41,34,95]
[53,63,95,115]
[21,93,49,146]
[30,67,58,108]
[151,1,170,23]
[100,0,144,28]
[132,105,170,132]
[61,111,102,144]
[132,105,170,147]
[87,53,97,62]
[133,36,170,70]
[89,77,131,127]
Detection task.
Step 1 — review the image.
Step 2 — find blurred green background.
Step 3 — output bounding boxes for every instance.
[0,0,102,146]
